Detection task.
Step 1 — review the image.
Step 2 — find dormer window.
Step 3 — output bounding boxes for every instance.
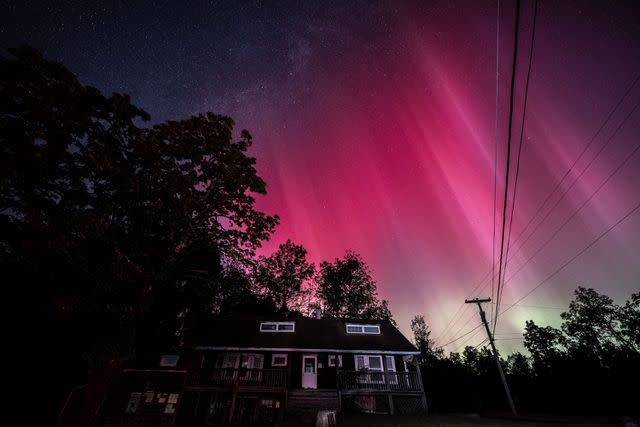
[346,323,381,334]
[159,354,180,367]
[260,321,295,332]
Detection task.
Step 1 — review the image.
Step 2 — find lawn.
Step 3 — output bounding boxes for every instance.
[338,413,621,427]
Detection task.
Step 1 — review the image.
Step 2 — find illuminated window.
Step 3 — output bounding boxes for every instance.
[328,355,343,367]
[355,355,384,383]
[346,323,380,334]
[272,354,288,367]
[260,321,295,332]
[159,354,179,367]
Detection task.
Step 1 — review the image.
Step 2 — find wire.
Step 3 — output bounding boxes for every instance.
[440,323,484,348]
[449,72,640,341]
[497,303,565,310]
[495,0,539,334]
[497,73,640,275]
[494,0,522,334]
[499,197,640,318]
[434,269,492,345]
[475,338,489,349]
[458,327,487,350]
[490,0,502,331]
[503,101,640,285]
[436,20,640,352]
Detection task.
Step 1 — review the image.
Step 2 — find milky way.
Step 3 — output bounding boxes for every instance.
[3,0,639,353]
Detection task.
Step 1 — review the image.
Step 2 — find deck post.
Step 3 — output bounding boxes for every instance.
[228,384,238,425]
[192,391,201,424]
[414,361,429,414]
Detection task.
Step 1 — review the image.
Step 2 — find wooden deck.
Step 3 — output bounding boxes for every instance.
[184,368,288,392]
[337,371,423,394]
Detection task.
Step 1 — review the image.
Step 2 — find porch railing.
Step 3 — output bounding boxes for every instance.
[186,368,288,389]
[337,370,422,392]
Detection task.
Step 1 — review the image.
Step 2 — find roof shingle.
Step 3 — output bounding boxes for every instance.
[187,315,418,353]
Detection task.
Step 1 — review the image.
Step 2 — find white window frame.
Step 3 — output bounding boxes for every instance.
[385,355,398,384]
[346,323,380,334]
[328,354,343,367]
[271,353,288,367]
[159,354,179,367]
[355,354,384,383]
[260,321,296,333]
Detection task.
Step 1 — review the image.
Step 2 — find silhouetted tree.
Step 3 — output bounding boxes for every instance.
[523,320,566,376]
[1,46,280,422]
[461,345,495,376]
[254,240,315,312]
[315,251,395,324]
[411,314,442,365]
[561,287,639,359]
[620,291,640,348]
[505,352,532,377]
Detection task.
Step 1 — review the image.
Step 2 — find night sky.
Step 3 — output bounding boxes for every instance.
[3,0,639,354]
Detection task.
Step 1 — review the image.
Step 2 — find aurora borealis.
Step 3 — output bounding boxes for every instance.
[3,0,639,353]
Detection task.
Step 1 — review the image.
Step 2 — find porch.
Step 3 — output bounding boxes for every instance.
[185,368,288,392]
[337,370,423,394]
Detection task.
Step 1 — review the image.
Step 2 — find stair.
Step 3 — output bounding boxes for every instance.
[284,389,338,426]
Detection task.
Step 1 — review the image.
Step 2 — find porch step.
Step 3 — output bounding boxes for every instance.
[284,390,338,427]
[288,389,338,412]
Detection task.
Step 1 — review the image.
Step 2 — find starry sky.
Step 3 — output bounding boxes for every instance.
[2,0,639,354]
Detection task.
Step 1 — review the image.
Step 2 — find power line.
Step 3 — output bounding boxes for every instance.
[495,0,539,334]
[490,0,502,329]
[496,73,640,274]
[446,308,486,346]
[441,0,503,345]
[457,326,485,351]
[434,269,492,345]
[440,323,483,348]
[499,196,640,320]
[494,0,522,335]
[475,338,489,348]
[496,303,565,310]
[503,101,640,286]
[437,24,640,352]
[440,73,640,344]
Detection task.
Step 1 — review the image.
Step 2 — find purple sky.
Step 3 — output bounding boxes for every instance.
[3,0,639,353]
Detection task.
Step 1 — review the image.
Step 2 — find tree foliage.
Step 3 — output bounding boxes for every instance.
[417,287,640,415]
[315,251,394,324]
[410,314,442,365]
[254,239,315,312]
[1,46,279,357]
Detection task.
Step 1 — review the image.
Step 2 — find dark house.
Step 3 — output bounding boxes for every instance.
[94,315,427,426]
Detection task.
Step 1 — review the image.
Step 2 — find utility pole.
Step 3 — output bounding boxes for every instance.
[465,297,517,417]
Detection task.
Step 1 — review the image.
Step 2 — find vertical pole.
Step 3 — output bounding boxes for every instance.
[192,392,201,424]
[414,362,429,414]
[228,384,238,425]
[465,298,517,417]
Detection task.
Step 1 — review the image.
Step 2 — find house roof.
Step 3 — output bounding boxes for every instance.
[186,315,418,354]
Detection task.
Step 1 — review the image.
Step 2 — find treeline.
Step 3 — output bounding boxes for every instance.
[411,287,640,416]
[0,47,390,424]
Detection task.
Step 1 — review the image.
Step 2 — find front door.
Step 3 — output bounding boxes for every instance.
[301,355,317,389]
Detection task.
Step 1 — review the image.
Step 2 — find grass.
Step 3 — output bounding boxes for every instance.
[338,413,621,427]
